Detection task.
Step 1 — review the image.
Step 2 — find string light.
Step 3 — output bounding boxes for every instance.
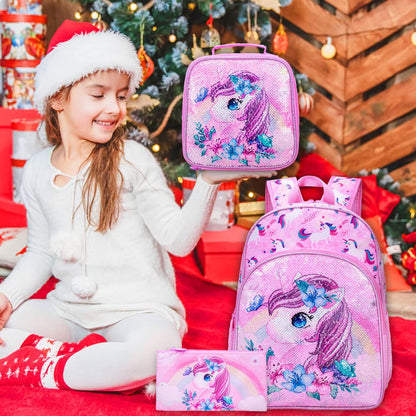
[151,144,160,153]
[410,207,416,219]
[90,11,100,20]
[321,36,336,59]
[168,31,177,43]
[177,177,184,184]
[74,11,82,20]
[128,2,138,12]
[131,93,139,100]
[152,25,157,31]
[247,191,255,199]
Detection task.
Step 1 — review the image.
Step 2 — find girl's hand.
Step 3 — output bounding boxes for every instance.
[0,293,12,342]
[200,170,277,185]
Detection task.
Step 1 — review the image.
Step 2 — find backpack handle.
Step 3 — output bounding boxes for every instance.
[212,44,267,54]
[289,176,335,204]
[265,176,362,215]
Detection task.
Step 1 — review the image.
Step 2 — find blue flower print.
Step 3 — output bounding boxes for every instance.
[199,399,215,411]
[282,365,315,393]
[296,280,328,311]
[222,139,244,160]
[229,75,257,98]
[205,359,222,373]
[194,87,208,103]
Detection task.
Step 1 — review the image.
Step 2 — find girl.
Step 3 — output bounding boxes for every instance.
[0,20,274,392]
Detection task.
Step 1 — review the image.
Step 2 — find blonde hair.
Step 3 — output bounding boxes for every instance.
[45,86,124,233]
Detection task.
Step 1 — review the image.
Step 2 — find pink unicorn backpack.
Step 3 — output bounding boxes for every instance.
[228,176,392,410]
[182,44,299,171]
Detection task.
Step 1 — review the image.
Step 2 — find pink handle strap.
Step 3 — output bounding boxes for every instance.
[327,176,362,215]
[212,44,267,54]
[265,176,362,215]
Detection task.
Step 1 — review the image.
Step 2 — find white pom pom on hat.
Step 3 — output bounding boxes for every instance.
[34,19,142,115]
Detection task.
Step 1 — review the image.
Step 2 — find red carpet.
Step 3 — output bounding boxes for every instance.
[0,252,415,415]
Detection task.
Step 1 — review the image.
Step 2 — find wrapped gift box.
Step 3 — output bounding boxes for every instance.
[196,225,249,286]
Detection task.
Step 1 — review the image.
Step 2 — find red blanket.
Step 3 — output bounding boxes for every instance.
[0,253,415,415]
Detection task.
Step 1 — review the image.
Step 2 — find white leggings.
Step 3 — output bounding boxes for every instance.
[0,299,182,391]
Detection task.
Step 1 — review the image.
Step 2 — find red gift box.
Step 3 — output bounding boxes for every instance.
[196,225,249,286]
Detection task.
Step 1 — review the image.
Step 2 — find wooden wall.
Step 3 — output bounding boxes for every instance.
[278,0,416,196]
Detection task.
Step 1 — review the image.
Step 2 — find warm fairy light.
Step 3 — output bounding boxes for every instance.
[188,2,196,10]
[74,11,82,20]
[168,33,177,43]
[90,11,100,20]
[177,177,183,184]
[321,37,336,59]
[410,207,416,219]
[152,144,160,153]
[152,26,157,31]
[128,2,138,12]
[248,191,255,199]
[131,93,139,100]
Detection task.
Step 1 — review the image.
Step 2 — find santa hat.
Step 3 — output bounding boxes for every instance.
[34,20,142,114]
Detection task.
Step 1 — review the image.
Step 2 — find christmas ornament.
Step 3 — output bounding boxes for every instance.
[412,30,416,46]
[321,37,336,59]
[244,6,260,44]
[137,23,154,84]
[401,232,416,286]
[91,18,108,30]
[191,34,206,59]
[298,90,314,117]
[137,46,154,84]
[273,23,288,56]
[200,3,220,48]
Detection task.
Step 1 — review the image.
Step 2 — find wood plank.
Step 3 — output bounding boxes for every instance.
[305,91,344,144]
[323,0,375,15]
[390,159,416,196]
[308,133,343,170]
[347,0,416,59]
[344,72,416,144]
[345,31,416,100]
[285,31,346,101]
[342,117,416,174]
[281,0,348,59]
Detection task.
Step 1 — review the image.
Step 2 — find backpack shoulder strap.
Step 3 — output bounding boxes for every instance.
[327,176,362,215]
[265,177,301,213]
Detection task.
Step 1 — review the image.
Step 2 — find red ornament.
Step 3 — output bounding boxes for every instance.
[407,271,416,286]
[273,23,288,56]
[298,91,314,117]
[24,37,45,59]
[92,19,108,30]
[137,46,154,85]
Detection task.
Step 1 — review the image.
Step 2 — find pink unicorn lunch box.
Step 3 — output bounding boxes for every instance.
[156,348,267,411]
[182,44,299,171]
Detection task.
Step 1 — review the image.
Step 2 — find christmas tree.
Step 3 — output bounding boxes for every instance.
[72,0,314,184]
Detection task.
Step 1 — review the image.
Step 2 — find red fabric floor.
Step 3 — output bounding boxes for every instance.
[0,253,415,415]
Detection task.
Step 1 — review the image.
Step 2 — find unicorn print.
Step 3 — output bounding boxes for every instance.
[342,239,376,266]
[298,222,338,245]
[264,274,358,400]
[193,70,276,165]
[182,357,233,411]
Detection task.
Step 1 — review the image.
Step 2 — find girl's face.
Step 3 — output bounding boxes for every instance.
[56,70,130,146]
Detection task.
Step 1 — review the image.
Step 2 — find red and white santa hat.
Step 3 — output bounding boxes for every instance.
[34,19,142,114]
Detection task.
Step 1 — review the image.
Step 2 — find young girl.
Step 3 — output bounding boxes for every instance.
[0,20,274,392]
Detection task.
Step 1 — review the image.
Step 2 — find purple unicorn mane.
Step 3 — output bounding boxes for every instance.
[267,274,353,370]
[192,356,231,401]
[210,71,270,143]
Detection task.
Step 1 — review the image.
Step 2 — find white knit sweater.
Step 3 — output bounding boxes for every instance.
[0,140,219,335]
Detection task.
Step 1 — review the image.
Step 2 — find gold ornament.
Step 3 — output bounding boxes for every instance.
[200,27,220,48]
[191,33,206,59]
[321,37,336,59]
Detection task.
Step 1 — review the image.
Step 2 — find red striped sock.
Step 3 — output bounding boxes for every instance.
[0,346,72,389]
[21,333,106,357]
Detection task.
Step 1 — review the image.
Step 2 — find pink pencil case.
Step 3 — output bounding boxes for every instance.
[182,43,299,171]
[156,348,267,411]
